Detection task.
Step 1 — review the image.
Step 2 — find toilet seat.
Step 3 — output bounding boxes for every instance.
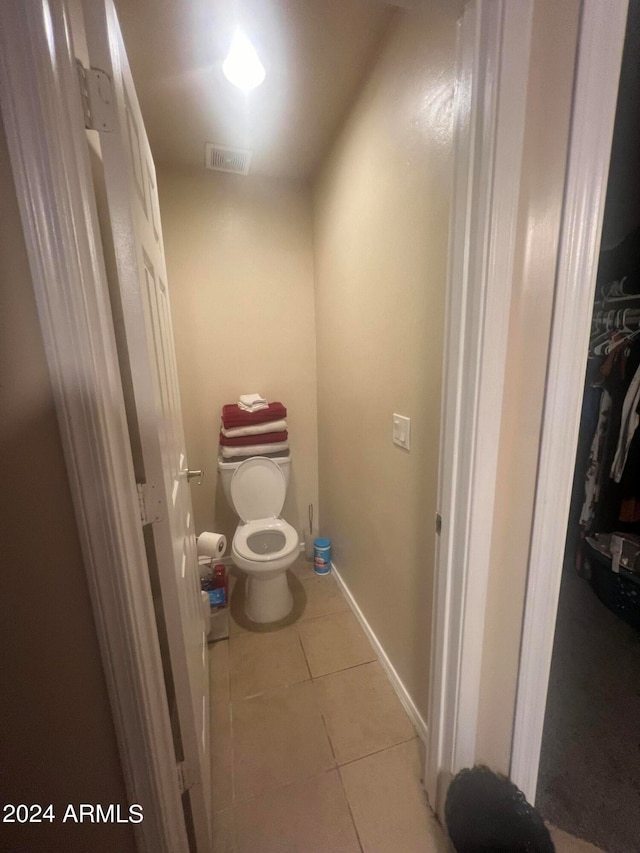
[233,517,298,563]
[230,457,286,522]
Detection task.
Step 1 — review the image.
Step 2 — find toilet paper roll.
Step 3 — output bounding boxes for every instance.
[197,531,227,559]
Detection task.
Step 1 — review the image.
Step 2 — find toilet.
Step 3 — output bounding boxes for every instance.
[218,454,299,623]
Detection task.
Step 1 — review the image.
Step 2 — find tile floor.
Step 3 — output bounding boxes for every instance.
[208,555,446,853]
[208,555,605,853]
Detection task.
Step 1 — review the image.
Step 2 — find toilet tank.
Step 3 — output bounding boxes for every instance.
[217,454,292,513]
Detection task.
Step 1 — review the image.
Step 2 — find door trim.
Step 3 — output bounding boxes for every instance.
[510,0,629,802]
[0,3,190,851]
[426,0,533,813]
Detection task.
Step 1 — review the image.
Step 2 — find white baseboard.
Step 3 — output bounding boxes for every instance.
[331,560,429,745]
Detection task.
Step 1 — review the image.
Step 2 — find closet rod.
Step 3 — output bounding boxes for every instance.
[592,308,640,333]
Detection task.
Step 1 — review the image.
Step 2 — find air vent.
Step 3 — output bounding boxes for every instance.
[205,143,252,175]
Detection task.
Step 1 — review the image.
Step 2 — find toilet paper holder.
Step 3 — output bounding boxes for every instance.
[186,469,204,485]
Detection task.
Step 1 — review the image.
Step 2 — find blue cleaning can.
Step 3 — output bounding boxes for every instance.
[314,537,331,575]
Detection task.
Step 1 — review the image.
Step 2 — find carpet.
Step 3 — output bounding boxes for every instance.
[537,564,640,853]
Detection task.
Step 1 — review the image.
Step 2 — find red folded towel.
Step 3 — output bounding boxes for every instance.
[222,402,287,429]
[219,430,288,447]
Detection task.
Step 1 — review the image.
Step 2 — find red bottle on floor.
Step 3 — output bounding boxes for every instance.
[213,563,228,607]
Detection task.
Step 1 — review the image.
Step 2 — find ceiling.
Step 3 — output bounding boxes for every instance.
[114,0,400,180]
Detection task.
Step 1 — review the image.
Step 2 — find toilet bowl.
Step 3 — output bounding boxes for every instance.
[220,455,299,623]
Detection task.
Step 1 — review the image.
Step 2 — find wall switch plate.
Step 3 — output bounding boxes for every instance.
[392,414,411,450]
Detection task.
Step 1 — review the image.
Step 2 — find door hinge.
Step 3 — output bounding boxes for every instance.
[176,761,195,795]
[76,61,115,132]
[136,482,163,525]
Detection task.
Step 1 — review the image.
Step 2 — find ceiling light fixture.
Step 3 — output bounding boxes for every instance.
[222,30,266,91]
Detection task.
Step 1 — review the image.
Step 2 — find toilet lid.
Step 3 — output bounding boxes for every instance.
[230,457,286,522]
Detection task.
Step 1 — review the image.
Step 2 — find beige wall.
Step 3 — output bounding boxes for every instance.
[0,119,136,852]
[312,6,458,717]
[158,169,319,543]
[475,0,581,771]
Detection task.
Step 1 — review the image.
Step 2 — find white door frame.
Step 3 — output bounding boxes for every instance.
[511,0,629,802]
[426,0,533,813]
[0,2,190,851]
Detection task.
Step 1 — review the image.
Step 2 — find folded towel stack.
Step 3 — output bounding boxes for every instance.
[220,399,289,461]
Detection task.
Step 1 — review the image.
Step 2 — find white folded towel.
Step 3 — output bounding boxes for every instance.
[221,419,287,438]
[238,393,268,412]
[220,441,289,459]
[238,402,268,412]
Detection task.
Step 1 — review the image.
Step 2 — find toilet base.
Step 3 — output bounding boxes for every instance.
[245,571,293,623]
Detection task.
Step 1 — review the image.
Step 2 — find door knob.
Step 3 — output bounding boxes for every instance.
[186,469,204,484]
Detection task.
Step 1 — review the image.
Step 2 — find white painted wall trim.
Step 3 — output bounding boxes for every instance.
[426,0,533,815]
[0,3,189,850]
[331,562,429,744]
[511,0,629,803]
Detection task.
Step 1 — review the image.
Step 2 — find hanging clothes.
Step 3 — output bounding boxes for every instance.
[610,360,640,482]
[570,228,640,628]
[591,341,640,533]
[579,391,612,530]
[615,414,640,525]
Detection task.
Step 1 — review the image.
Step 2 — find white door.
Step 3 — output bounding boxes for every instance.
[81,1,211,849]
